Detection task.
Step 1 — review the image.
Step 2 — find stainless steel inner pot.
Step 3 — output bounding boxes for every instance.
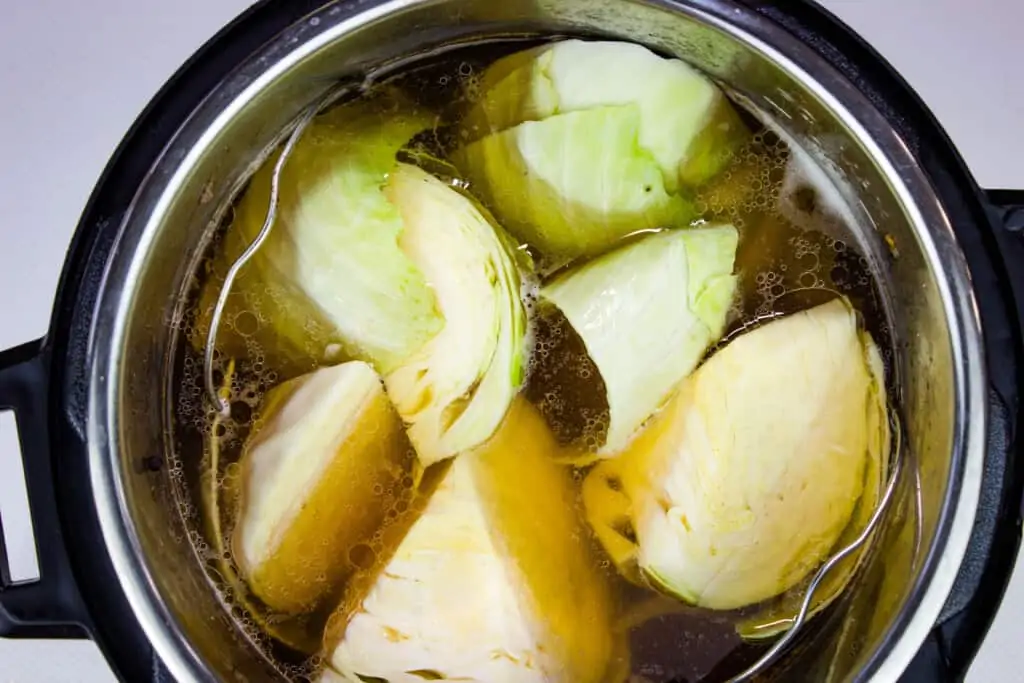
[84,0,987,680]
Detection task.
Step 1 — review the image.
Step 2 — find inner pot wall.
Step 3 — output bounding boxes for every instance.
[84,1,986,681]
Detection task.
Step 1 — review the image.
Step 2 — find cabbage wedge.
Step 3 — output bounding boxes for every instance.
[454,106,694,262]
[462,39,747,190]
[232,361,418,615]
[195,96,527,466]
[192,95,440,376]
[453,39,747,262]
[383,163,528,466]
[325,399,627,683]
[583,298,890,612]
[541,225,738,455]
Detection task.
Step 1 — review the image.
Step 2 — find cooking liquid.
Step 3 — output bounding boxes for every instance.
[168,39,891,683]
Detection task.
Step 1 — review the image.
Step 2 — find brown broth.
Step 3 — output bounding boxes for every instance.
[168,38,891,683]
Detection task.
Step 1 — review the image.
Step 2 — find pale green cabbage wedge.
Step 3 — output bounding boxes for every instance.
[583,298,890,613]
[462,39,748,191]
[383,163,528,467]
[324,399,628,683]
[541,225,738,455]
[232,361,419,615]
[192,95,440,377]
[454,105,694,263]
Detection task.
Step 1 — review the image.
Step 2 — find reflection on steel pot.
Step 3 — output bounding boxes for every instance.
[0,1,1021,682]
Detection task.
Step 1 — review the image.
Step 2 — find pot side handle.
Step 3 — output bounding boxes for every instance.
[0,339,89,639]
[987,190,1024,342]
[983,187,1024,544]
[904,190,1024,681]
[984,189,1024,527]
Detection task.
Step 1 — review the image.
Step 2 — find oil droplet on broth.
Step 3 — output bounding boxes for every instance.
[349,543,377,571]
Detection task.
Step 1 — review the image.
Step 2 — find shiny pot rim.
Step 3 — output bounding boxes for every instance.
[84,1,986,681]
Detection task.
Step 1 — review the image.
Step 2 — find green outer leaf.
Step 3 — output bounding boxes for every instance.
[461,39,748,190]
[454,105,695,263]
[643,566,700,606]
[192,94,441,376]
[541,225,738,454]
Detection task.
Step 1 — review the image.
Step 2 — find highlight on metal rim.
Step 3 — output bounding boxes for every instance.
[726,451,905,683]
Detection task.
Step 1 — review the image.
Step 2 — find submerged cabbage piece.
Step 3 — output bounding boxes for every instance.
[453,39,748,262]
[541,225,738,455]
[192,95,440,376]
[232,361,418,615]
[383,163,529,466]
[583,298,890,612]
[325,399,627,683]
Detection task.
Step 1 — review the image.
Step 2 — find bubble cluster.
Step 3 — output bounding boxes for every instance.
[688,128,889,341]
[164,291,323,673]
[692,133,790,226]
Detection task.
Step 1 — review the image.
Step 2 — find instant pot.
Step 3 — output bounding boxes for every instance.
[1,0,1021,681]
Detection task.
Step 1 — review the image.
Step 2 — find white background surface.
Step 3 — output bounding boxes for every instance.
[0,0,1021,681]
